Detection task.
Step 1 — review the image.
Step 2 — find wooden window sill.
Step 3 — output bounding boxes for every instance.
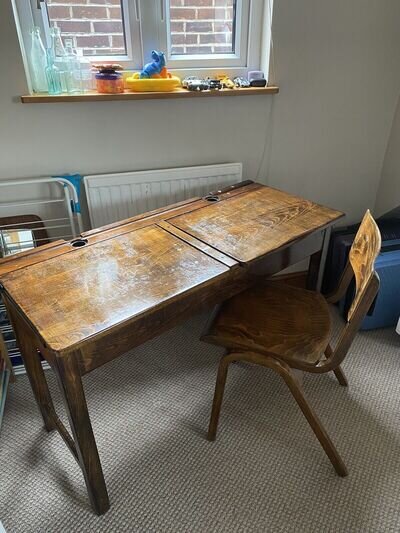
[20,86,279,103]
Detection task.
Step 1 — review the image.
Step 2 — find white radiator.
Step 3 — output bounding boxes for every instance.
[83,163,243,229]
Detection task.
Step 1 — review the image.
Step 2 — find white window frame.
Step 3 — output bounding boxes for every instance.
[27,0,143,67]
[13,0,269,90]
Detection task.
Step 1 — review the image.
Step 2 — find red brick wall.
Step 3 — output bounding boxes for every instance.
[47,0,126,56]
[170,0,234,55]
[47,0,234,58]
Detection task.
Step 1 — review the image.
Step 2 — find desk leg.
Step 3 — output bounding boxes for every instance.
[55,351,110,515]
[5,302,56,432]
[306,228,331,292]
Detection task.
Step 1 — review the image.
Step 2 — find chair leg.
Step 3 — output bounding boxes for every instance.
[333,367,348,387]
[291,368,304,386]
[223,352,348,477]
[325,345,348,387]
[281,367,348,476]
[257,355,348,477]
[208,353,236,441]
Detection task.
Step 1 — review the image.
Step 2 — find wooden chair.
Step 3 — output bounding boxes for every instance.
[202,210,381,476]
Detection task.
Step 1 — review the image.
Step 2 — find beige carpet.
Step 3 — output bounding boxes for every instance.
[1,310,400,533]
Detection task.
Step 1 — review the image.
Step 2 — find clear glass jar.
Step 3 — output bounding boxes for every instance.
[76,49,94,92]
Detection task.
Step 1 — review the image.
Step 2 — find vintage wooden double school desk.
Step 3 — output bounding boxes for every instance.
[0,181,343,514]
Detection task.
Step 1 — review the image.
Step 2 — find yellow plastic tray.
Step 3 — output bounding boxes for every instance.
[125,74,181,92]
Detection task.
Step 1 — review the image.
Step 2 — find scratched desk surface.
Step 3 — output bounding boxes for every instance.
[168,187,342,264]
[0,225,229,352]
[0,182,343,355]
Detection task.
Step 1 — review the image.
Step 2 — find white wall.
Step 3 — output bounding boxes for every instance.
[266,0,400,223]
[375,93,400,217]
[1,0,271,182]
[1,0,400,225]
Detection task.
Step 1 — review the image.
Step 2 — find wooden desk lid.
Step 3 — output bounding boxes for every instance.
[1,225,228,353]
[168,187,343,264]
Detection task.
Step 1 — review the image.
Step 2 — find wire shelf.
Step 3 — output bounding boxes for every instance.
[0,177,83,373]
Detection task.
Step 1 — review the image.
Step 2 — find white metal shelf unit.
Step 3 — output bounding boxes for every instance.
[0,176,83,374]
[0,177,82,245]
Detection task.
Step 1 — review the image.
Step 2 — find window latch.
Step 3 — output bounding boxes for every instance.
[160,0,165,22]
[134,0,140,22]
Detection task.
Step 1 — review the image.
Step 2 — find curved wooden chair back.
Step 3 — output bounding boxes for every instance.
[347,210,381,321]
[322,210,381,372]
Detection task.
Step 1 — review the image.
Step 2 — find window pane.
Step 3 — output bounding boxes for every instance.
[169,0,235,56]
[46,0,127,56]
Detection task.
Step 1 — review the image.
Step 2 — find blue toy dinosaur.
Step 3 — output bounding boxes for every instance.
[140,51,166,79]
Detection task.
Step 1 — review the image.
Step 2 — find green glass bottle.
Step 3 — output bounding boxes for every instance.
[45,48,62,95]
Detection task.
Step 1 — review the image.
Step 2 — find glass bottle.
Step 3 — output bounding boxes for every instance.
[50,27,68,92]
[76,49,94,92]
[64,39,81,94]
[29,27,48,93]
[45,49,62,95]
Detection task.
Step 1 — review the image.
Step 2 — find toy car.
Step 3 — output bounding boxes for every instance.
[234,76,251,88]
[182,77,209,91]
[219,76,235,89]
[206,78,222,90]
[182,76,197,88]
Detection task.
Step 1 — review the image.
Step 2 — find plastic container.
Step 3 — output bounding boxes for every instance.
[126,73,181,92]
[95,70,124,94]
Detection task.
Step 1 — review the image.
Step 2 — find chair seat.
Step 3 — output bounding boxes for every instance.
[202,281,332,365]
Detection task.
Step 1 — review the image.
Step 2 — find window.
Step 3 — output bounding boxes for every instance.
[45,0,128,57]
[169,0,236,56]
[14,0,268,81]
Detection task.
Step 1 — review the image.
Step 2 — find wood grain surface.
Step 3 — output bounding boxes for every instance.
[203,281,332,364]
[21,86,279,104]
[347,210,381,320]
[2,225,228,353]
[169,187,343,264]
[0,240,68,277]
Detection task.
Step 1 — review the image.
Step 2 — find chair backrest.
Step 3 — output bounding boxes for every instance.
[315,210,381,373]
[347,210,381,321]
